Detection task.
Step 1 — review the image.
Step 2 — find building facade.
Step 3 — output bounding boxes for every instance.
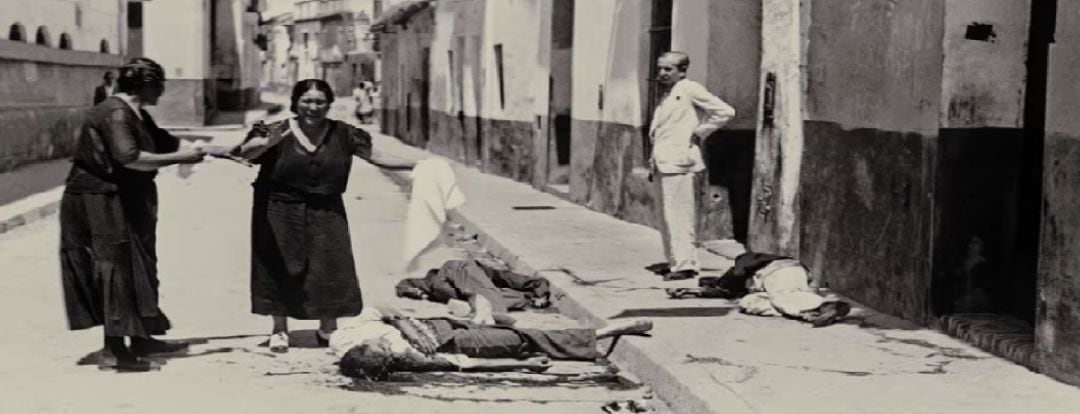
[292,0,383,96]
[139,0,266,126]
[379,0,1080,388]
[0,0,126,172]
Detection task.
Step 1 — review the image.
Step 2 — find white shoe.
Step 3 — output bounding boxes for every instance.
[269,331,289,353]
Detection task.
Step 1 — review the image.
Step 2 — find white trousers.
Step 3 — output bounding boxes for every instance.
[739,265,825,317]
[657,172,699,272]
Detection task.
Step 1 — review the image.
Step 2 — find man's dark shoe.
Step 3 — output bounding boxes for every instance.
[811,301,852,327]
[662,270,698,281]
[645,262,671,275]
[130,337,190,357]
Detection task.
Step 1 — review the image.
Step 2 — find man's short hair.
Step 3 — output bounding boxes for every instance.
[660,51,691,71]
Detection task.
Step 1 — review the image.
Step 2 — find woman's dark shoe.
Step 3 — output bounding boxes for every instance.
[97,348,160,372]
[811,301,852,327]
[130,337,190,357]
[662,270,697,281]
[316,330,332,347]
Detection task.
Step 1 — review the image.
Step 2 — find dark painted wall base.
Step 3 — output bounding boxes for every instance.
[932,127,1035,323]
[800,120,933,323]
[1037,133,1080,387]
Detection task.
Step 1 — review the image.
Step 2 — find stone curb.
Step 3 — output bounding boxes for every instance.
[376,162,717,414]
[0,196,62,236]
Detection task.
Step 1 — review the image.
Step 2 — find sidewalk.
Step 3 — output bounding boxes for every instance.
[370,132,1080,414]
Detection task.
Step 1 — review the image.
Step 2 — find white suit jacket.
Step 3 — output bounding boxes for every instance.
[649,79,735,174]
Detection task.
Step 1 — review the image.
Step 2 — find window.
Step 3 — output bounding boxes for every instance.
[128,2,143,29]
[58,33,71,50]
[99,39,110,53]
[35,26,50,46]
[8,23,25,41]
[494,44,506,109]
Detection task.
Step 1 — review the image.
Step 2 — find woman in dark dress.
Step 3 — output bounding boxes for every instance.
[60,58,232,371]
[229,79,415,352]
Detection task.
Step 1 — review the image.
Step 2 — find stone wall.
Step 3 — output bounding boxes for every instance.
[0,39,122,172]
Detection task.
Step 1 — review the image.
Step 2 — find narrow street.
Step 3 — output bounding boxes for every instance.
[0,103,664,413]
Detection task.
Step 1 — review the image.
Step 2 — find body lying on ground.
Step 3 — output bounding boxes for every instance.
[668,252,850,327]
[395,259,552,314]
[330,306,652,380]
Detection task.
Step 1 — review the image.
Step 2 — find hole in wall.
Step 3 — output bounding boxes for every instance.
[965,23,997,42]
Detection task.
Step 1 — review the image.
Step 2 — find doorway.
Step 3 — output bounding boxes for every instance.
[644,0,673,163]
[546,0,575,193]
[931,0,1053,367]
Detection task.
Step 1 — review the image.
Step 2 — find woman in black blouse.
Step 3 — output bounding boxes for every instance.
[60,58,234,371]
[229,79,415,352]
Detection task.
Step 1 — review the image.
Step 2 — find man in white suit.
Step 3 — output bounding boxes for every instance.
[649,51,735,281]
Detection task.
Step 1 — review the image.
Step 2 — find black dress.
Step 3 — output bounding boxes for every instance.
[249,119,372,319]
[60,97,179,337]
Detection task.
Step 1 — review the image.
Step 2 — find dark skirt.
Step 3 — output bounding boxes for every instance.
[59,186,171,337]
[250,190,363,319]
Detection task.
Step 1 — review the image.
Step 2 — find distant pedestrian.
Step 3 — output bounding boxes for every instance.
[353,81,375,124]
[227,79,418,353]
[59,58,233,371]
[92,71,116,105]
[646,51,735,281]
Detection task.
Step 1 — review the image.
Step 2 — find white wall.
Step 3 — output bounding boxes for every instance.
[143,0,210,79]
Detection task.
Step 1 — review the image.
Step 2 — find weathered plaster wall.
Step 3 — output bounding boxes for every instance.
[800,0,944,323]
[932,0,1033,320]
[1038,0,1080,387]
[568,0,649,222]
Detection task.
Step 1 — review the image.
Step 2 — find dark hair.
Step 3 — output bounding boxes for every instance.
[103,71,115,80]
[290,78,335,113]
[116,57,165,94]
[339,343,402,381]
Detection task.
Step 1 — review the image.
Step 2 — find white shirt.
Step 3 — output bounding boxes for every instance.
[649,79,735,174]
[329,308,472,366]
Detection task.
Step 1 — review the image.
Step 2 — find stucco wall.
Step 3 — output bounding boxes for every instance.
[1039,0,1080,387]
[800,0,944,323]
[142,0,213,125]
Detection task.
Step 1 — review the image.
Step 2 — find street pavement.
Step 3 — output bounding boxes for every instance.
[0,103,667,413]
[363,115,1080,413]
[6,94,1080,413]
